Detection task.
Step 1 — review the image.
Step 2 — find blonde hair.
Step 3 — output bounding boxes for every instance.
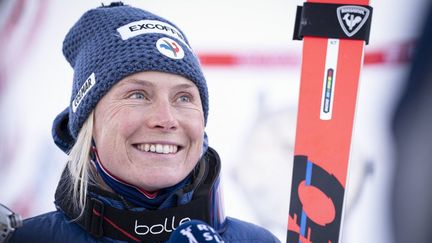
[66,111,99,216]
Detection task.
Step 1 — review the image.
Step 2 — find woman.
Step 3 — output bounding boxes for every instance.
[9,2,280,242]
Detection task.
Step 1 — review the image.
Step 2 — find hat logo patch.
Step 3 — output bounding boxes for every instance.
[336,5,370,37]
[72,72,96,113]
[156,37,184,60]
[117,20,191,50]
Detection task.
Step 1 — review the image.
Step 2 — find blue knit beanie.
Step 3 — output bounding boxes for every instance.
[52,2,208,153]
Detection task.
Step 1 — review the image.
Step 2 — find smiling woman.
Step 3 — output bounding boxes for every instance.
[7,2,279,243]
[92,72,205,192]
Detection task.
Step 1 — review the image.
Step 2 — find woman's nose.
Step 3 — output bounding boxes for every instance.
[146,100,178,131]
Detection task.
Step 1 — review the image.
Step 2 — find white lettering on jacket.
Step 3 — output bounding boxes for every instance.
[134,216,191,235]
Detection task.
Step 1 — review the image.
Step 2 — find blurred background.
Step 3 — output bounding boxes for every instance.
[0,0,430,242]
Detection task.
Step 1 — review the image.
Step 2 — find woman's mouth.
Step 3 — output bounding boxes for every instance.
[134,143,179,154]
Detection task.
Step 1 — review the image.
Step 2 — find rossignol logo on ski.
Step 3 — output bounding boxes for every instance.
[337,5,371,37]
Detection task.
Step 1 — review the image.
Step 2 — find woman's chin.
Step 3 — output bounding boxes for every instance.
[135,173,185,191]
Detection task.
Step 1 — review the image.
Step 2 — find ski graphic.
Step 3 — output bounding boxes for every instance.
[287,1,372,242]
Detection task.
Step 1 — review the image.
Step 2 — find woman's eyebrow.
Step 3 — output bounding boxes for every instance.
[118,78,196,90]
[119,78,154,88]
[173,83,196,90]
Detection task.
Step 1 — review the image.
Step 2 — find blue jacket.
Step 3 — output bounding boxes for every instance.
[9,211,280,242]
[9,148,280,243]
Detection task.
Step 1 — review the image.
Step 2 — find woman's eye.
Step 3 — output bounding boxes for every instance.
[128,92,146,99]
[177,95,191,103]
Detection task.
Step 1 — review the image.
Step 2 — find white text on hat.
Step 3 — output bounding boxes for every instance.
[72,73,96,113]
[117,20,190,48]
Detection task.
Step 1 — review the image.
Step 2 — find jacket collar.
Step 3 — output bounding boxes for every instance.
[54,147,226,242]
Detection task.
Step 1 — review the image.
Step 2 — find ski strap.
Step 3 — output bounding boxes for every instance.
[57,194,210,242]
[293,3,373,44]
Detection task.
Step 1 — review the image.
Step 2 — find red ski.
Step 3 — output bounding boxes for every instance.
[287,0,372,242]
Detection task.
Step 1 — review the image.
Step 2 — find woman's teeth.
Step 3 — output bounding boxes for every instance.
[136,144,178,154]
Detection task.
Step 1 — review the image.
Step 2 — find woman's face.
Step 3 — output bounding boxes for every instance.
[93,71,205,191]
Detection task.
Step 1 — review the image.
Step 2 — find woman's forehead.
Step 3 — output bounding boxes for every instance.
[115,71,197,89]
